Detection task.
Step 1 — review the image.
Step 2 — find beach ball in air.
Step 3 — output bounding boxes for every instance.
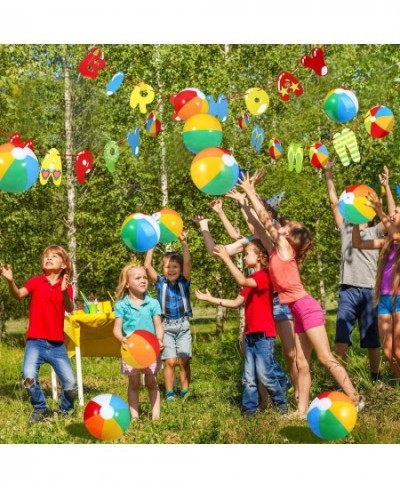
[323,88,359,123]
[338,184,377,224]
[182,113,223,154]
[120,213,160,252]
[191,147,240,196]
[0,143,40,193]
[169,87,209,121]
[364,105,395,138]
[152,208,183,243]
[309,142,329,169]
[268,138,283,160]
[307,391,357,441]
[84,394,130,441]
[121,330,161,369]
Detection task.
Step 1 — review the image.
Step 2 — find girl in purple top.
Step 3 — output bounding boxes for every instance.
[352,194,400,379]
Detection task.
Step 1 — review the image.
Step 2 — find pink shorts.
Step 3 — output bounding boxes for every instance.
[120,356,162,376]
[288,295,325,334]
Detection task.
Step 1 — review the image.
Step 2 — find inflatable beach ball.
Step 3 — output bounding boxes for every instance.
[182,113,223,154]
[364,105,395,138]
[170,88,209,121]
[338,184,377,224]
[84,394,130,441]
[121,330,161,369]
[307,391,357,441]
[323,88,359,123]
[191,147,240,196]
[268,138,283,160]
[309,142,329,168]
[120,213,160,252]
[0,143,40,193]
[238,111,250,130]
[152,208,183,243]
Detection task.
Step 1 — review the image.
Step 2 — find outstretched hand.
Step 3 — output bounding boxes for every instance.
[378,165,390,187]
[210,199,223,213]
[195,288,213,302]
[179,227,188,243]
[61,273,70,292]
[0,263,13,282]
[325,157,336,172]
[225,189,247,205]
[365,191,383,212]
[213,244,229,260]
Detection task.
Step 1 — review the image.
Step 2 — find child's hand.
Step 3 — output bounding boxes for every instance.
[225,189,247,205]
[61,273,70,292]
[158,339,164,350]
[237,170,263,194]
[210,199,223,213]
[365,191,382,212]
[213,244,229,260]
[195,288,213,301]
[120,337,127,350]
[0,264,13,282]
[179,227,188,243]
[325,157,336,173]
[379,165,390,187]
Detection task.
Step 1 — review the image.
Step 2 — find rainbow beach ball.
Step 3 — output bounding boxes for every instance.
[191,147,240,196]
[152,208,183,243]
[170,87,209,121]
[121,330,161,369]
[309,142,329,168]
[182,113,223,154]
[84,394,130,441]
[364,105,395,138]
[268,138,283,160]
[0,143,40,193]
[338,183,377,224]
[323,88,358,123]
[120,213,160,252]
[307,391,357,441]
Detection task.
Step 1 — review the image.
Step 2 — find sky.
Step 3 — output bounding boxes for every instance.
[1,0,399,485]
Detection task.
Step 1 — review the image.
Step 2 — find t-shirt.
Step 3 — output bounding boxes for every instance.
[154,275,192,319]
[114,294,161,337]
[239,269,276,337]
[381,242,399,295]
[24,274,73,341]
[339,222,383,288]
[268,249,308,304]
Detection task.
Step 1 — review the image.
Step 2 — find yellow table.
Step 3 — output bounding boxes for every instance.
[57,312,121,405]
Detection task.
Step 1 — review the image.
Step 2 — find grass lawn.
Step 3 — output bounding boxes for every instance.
[0,309,399,444]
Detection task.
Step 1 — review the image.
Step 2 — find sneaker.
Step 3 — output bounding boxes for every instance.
[242,409,259,417]
[180,389,190,399]
[29,408,51,423]
[56,409,72,419]
[276,403,289,416]
[356,396,366,413]
[165,393,175,401]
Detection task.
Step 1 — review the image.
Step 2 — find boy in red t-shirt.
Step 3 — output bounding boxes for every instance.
[1,245,77,422]
[195,239,288,416]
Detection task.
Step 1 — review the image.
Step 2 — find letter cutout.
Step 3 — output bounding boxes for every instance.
[9,132,34,150]
[127,128,140,157]
[287,144,304,173]
[130,81,155,114]
[245,87,269,115]
[276,72,304,102]
[75,150,93,184]
[300,48,328,76]
[78,47,106,79]
[251,124,265,153]
[206,94,228,122]
[103,141,119,173]
[332,128,360,166]
[40,148,62,186]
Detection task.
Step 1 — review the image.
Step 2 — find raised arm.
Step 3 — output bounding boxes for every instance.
[225,189,256,235]
[195,288,244,309]
[379,165,396,221]
[210,198,241,240]
[352,225,385,250]
[180,229,191,281]
[366,191,398,237]
[324,159,344,228]
[0,264,29,299]
[213,244,257,288]
[144,248,158,283]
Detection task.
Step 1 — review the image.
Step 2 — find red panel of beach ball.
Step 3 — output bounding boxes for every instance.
[84,394,130,441]
[364,105,395,138]
[169,88,209,121]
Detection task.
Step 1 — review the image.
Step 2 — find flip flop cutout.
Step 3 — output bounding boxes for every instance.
[40,148,62,186]
[333,128,360,166]
[294,145,304,173]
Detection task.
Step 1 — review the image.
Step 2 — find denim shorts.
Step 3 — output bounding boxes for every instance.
[272,294,293,321]
[335,285,380,348]
[377,295,400,315]
[161,316,192,360]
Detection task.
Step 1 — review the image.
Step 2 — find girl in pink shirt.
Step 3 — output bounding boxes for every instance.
[239,171,365,418]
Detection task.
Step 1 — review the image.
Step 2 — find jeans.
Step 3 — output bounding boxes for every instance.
[22,339,77,412]
[242,333,286,413]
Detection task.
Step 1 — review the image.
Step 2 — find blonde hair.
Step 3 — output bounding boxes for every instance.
[115,260,145,300]
[245,239,269,268]
[374,238,400,305]
[285,221,313,265]
[42,245,73,279]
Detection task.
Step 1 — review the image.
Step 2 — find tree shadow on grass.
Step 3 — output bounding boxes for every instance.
[65,422,95,441]
[279,425,323,444]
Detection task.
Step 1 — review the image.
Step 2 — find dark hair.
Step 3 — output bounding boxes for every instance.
[161,252,183,270]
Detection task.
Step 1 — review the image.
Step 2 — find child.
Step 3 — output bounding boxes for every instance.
[113,262,164,420]
[352,192,400,379]
[144,230,192,401]
[0,246,77,422]
[196,239,288,416]
[238,171,365,417]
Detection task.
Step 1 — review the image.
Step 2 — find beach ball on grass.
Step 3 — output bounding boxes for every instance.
[191,147,239,195]
[121,330,160,368]
[364,105,395,138]
[338,184,377,224]
[309,142,329,168]
[307,391,357,441]
[323,88,358,123]
[152,208,183,243]
[0,143,40,193]
[120,213,160,252]
[182,113,223,154]
[84,394,130,441]
[170,88,209,121]
[268,138,283,160]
